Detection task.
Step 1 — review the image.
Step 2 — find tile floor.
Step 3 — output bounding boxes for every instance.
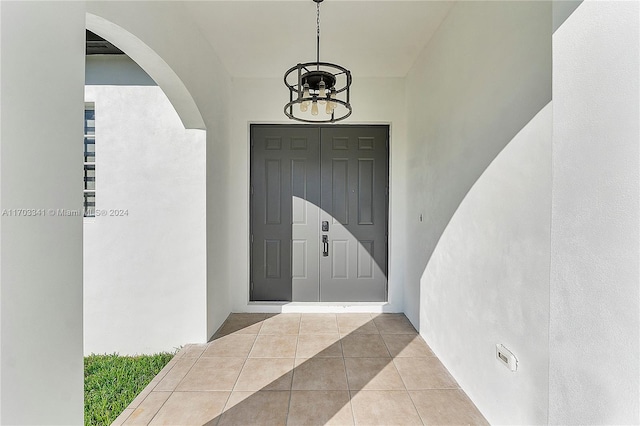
[113,313,488,426]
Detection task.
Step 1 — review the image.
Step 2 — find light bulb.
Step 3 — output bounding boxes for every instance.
[326,89,334,114]
[300,82,310,111]
[318,80,327,104]
[311,100,319,116]
[329,87,337,112]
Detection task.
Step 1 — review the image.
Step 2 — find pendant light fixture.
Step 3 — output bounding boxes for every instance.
[284,0,352,123]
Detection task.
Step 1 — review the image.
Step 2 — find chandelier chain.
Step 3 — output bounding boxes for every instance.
[316,1,320,68]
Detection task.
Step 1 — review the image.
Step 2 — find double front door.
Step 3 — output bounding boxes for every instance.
[250,125,389,302]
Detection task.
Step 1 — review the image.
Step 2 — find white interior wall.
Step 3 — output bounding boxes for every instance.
[549,1,640,423]
[422,105,552,423]
[84,56,207,356]
[86,2,233,339]
[0,1,85,423]
[228,77,407,313]
[405,1,552,423]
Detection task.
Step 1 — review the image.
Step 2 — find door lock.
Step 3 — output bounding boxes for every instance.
[322,235,329,257]
[322,221,329,232]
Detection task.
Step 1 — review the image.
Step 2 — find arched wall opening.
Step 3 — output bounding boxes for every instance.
[86,13,205,131]
[84,15,209,355]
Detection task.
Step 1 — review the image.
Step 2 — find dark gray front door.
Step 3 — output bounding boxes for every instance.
[251,125,388,302]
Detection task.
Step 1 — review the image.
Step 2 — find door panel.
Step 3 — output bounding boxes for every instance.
[319,126,388,302]
[251,126,320,301]
[251,125,388,302]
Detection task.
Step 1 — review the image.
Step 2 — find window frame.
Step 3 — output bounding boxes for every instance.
[84,103,96,218]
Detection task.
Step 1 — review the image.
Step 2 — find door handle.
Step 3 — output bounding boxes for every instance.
[322,235,329,257]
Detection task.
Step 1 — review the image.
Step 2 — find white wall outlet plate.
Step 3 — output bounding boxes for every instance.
[496,344,518,372]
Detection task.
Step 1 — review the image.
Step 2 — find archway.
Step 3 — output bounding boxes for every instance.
[86,13,205,130]
[83,14,208,355]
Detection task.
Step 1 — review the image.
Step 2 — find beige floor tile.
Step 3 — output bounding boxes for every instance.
[176,357,245,391]
[215,315,264,336]
[370,313,406,320]
[111,408,134,425]
[218,391,290,426]
[410,389,489,425]
[288,390,354,426]
[292,358,349,390]
[300,314,339,334]
[341,334,391,358]
[204,333,257,357]
[152,356,180,381]
[153,357,196,391]
[249,335,298,358]
[372,314,417,334]
[128,382,155,409]
[394,357,459,390]
[234,358,294,391]
[336,313,373,322]
[123,391,171,425]
[149,391,229,425]
[296,334,343,358]
[350,390,422,425]
[336,313,373,328]
[179,343,207,359]
[337,314,378,335]
[344,357,404,390]
[228,313,268,321]
[381,333,435,357]
[336,314,377,335]
[126,313,485,425]
[259,313,301,335]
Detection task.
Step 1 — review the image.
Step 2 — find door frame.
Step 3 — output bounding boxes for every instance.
[248,123,391,303]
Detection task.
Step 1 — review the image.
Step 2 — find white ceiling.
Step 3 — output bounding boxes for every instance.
[184,1,454,79]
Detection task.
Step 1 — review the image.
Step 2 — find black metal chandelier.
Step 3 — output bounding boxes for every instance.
[284,0,352,123]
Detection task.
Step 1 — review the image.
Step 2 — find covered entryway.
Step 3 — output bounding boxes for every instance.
[250,125,389,302]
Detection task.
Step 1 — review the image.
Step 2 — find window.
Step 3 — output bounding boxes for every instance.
[84,104,95,217]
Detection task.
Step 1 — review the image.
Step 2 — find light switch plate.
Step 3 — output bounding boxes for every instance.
[496,344,518,372]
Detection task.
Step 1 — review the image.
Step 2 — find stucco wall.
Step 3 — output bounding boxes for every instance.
[86,1,233,339]
[549,1,640,423]
[84,56,207,356]
[422,105,552,423]
[0,1,85,423]
[405,1,552,423]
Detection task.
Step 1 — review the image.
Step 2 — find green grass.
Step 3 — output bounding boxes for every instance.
[84,352,175,426]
